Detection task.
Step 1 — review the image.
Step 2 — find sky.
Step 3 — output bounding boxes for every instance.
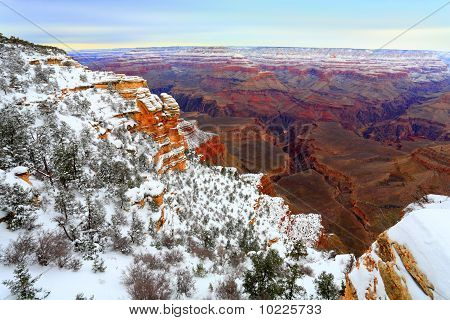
[0,0,449,51]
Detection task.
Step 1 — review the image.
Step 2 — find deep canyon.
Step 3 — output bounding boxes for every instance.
[73,47,450,254]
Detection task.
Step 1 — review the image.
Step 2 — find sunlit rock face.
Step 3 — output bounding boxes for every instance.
[93,75,187,174]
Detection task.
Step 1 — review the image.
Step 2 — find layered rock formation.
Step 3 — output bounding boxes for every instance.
[91,75,187,174]
[25,53,227,176]
[73,47,450,254]
[73,47,450,143]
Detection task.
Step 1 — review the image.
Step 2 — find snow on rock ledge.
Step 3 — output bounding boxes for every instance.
[126,179,165,206]
[345,194,450,300]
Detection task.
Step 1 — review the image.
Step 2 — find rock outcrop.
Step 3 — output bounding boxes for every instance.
[94,75,188,174]
[345,195,450,300]
[412,145,450,174]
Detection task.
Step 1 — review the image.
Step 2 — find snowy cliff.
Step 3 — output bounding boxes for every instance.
[345,194,450,300]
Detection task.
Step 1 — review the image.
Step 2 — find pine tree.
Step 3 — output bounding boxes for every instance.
[92,255,106,273]
[283,264,306,299]
[314,271,341,300]
[129,212,145,245]
[0,183,37,231]
[0,105,32,169]
[2,263,50,300]
[53,190,78,241]
[33,64,50,84]
[289,240,307,260]
[52,141,81,188]
[29,125,54,185]
[74,196,107,260]
[238,226,260,253]
[0,76,8,94]
[243,249,285,299]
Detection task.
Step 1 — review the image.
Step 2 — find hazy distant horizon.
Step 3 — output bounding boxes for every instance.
[1,0,449,51]
[69,45,449,54]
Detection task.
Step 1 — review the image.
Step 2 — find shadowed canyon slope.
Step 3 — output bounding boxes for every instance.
[73,47,450,254]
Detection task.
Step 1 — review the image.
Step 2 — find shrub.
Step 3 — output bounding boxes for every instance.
[194,263,207,278]
[36,231,72,267]
[176,269,195,298]
[67,258,83,271]
[163,249,184,265]
[79,74,88,82]
[75,293,94,300]
[123,264,172,300]
[200,229,216,250]
[133,253,164,270]
[1,234,36,265]
[92,255,106,273]
[228,250,245,268]
[74,233,105,261]
[6,208,38,231]
[112,234,133,255]
[343,255,355,274]
[160,233,176,249]
[215,276,241,300]
[188,240,214,260]
[0,183,38,232]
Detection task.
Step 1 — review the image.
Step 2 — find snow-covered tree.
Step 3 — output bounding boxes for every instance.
[2,263,50,300]
[129,211,145,245]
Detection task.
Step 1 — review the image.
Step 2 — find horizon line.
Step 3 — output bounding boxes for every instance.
[63,45,449,54]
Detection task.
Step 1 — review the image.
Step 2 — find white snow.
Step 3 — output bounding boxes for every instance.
[349,195,450,300]
[387,195,450,299]
[126,179,165,203]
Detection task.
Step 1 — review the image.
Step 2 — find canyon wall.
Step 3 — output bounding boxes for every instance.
[73,47,450,254]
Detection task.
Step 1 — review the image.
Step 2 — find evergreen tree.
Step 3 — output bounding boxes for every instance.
[29,125,54,185]
[314,271,341,300]
[283,264,306,299]
[52,141,81,188]
[74,196,107,260]
[129,212,145,245]
[289,240,307,260]
[0,183,37,231]
[2,263,50,300]
[243,249,285,299]
[0,76,9,94]
[33,64,50,84]
[0,106,32,169]
[238,225,260,253]
[53,189,78,241]
[92,255,106,273]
